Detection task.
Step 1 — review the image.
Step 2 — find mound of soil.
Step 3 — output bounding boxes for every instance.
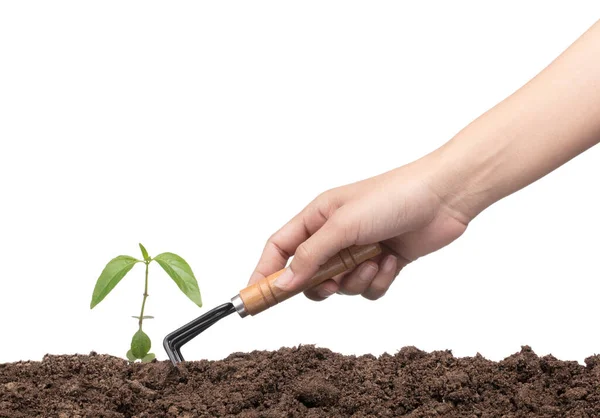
[1,345,600,417]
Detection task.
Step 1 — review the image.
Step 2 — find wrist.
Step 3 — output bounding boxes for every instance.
[424,124,511,222]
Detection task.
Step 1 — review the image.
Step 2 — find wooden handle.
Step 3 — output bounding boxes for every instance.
[238,243,382,316]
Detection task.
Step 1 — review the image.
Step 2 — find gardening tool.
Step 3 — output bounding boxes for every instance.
[163,243,382,365]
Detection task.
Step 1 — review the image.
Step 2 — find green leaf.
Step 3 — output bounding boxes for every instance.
[139,243,151,262]
[154,252,202,307]
[90,256,140,308]
[131,330,151,359]
[141,353,156,363]
[126,349,136,362]
[131,316,154,320]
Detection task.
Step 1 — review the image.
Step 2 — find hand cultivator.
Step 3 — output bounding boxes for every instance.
[163,243,382,364]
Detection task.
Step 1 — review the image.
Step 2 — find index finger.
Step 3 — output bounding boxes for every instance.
[247,197,339,285]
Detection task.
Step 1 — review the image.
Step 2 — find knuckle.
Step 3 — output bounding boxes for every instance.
[294,243,313,265]
[316,187,338,200]
[314,190,341,219]
[265,233,280,250]
[312,191,331,208]
[265,235,290,259]
[315,190,330,201]
[267,231,277,243]
[265,237,275,251]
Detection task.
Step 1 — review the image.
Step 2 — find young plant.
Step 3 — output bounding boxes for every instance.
[90,244,202,362]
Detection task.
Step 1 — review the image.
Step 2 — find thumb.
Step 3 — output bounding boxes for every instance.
[273,209,358,292]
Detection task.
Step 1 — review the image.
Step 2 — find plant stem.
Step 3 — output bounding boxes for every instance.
[139,261,150,330]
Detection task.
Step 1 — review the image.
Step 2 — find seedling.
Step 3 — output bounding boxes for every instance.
[90,244,202,362]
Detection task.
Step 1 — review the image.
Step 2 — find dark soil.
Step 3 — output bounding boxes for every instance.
[2,345,600,417]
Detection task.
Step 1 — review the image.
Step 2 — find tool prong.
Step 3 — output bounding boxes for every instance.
[163,303,236,365]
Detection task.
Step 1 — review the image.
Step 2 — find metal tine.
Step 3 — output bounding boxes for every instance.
[170,303,235,348]
[170,314,215,347]
[171,312,227,349]
[169,317,218,360]
[164,303,236,365]
[171,304,235,362]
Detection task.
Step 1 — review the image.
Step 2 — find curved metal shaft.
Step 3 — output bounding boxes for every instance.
[163,302,236,365]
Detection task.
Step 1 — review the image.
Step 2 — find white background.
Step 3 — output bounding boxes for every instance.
[1,2,600,365]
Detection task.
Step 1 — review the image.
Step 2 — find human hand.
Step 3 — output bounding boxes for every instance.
[248,157,470,301]
[250,19,600,303]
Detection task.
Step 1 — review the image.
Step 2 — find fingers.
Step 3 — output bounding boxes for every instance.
[248,193,341,285]
[337,261,379,295]
[303,278,341,301]
[304,255,405,302]
[274,208,358,292]
[362,255,403,300]
[247,220,310,286]
[302,270,349,300]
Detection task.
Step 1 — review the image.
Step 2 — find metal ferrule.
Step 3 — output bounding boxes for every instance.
[231,294,248,318]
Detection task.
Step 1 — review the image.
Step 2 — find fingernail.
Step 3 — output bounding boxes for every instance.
[358,262,378,282]
[382,255,397,272]
[318,287,335,299]
[274,268,295,290]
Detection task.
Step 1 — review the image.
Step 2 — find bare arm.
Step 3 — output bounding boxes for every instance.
[433,20,600,219]
[249,20,600,301]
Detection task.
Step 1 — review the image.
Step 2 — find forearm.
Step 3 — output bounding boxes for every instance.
[430,20,600,220]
